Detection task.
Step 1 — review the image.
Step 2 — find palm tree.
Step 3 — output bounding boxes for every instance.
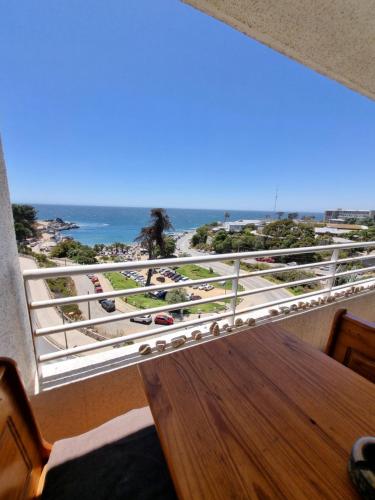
[135,208,174,285]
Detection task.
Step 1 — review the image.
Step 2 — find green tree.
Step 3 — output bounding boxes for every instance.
[350,226,375,242]
[263,220,320,263]
[191,225,209,247]
[155,236,176,257]
[166,289,188,314]
[51,240,97,264]
[287,212,299,220]
[360,217,374,227]
[135,208,174,285]
[12,204,37,242]
[212,230,232,253]
[93,243,105,253]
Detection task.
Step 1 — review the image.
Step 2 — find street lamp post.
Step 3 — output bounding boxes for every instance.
[61,310,68,349]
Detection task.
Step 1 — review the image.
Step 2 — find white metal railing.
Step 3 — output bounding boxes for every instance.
[23,241,375,376]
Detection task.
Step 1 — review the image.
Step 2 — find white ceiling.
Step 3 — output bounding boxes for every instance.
[183,0,375,101]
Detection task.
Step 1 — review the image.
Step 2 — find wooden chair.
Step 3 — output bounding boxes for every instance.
[0,357,176,500]
[326,309,375,383]
[0,357,50,499]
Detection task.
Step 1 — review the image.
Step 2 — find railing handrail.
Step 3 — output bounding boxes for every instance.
[29,273,237,309]
[22,240,375,380]
[22,241,375,279]
[37,277,375,364]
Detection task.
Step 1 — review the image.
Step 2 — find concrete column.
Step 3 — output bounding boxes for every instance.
[0,137,37,393]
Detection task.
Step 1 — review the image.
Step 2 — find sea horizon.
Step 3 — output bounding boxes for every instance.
[32,203,324,246]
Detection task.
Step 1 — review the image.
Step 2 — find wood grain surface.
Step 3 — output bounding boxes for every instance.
[140,324,375,499]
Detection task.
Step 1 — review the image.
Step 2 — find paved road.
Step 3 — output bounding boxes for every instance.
[45,258,188,339]
[71,271,161,338]
[19,257,101,353]
[176,232,291,306]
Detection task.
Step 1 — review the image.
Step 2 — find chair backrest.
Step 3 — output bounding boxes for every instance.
[0,358,50,499]
[326,309,375,383]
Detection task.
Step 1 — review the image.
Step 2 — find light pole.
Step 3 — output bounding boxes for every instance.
[61,310,68,349]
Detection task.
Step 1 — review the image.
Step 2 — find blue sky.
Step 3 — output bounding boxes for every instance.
[1,0,374,211]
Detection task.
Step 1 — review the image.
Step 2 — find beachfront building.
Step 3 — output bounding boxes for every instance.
[325,208,375,222]
[225,219,263,232]
[1,1,375,498]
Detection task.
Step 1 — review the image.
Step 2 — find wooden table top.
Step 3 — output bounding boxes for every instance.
[139,324,375,499]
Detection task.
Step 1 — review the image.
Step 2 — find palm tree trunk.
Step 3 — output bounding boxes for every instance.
[146,243,154,286]
[146,268,153,286]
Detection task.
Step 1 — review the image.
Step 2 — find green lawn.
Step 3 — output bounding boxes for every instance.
[46,276,81,317]
[104,272,165,309]
[188,302,227,313]
[33,253,81,318]
[176,264,243,291]
[105,269,235,314]
[225,260,271,272]
[266,275,320,296]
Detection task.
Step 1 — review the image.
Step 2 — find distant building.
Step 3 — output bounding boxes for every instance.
[315,227,354,236]
[324,208,375,222]
[225,220,263,232]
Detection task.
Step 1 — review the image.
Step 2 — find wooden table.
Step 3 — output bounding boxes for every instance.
[139,324,375,499]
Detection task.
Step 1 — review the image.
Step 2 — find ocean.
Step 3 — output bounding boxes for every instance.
[34,204,324,246]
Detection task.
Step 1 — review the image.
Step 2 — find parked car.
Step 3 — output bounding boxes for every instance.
[94,281,102,288]
[130,314,152,325]
[188,293,202,301]
[95,286,103,293]
[100,299,115,313]
[87,274,95,279]
[149,290,167,300]
[154,314,174,325]
[91,276,99,283]
[204,285,214,291]
[256,257,275,263]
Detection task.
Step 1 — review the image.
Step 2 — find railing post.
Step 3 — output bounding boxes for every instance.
[24,280,42,383]
[230,259,240,326]
[327,248,339,295]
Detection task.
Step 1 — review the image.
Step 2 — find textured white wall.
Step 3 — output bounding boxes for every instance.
[0,137,36,392]
[183,0,375,100]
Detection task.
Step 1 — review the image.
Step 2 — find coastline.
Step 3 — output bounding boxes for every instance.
[33,203,324,246]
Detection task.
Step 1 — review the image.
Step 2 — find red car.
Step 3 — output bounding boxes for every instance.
[154,314,174,325]
[255,257,275,263]
[91,276,99,283]
[95,286,103,293]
